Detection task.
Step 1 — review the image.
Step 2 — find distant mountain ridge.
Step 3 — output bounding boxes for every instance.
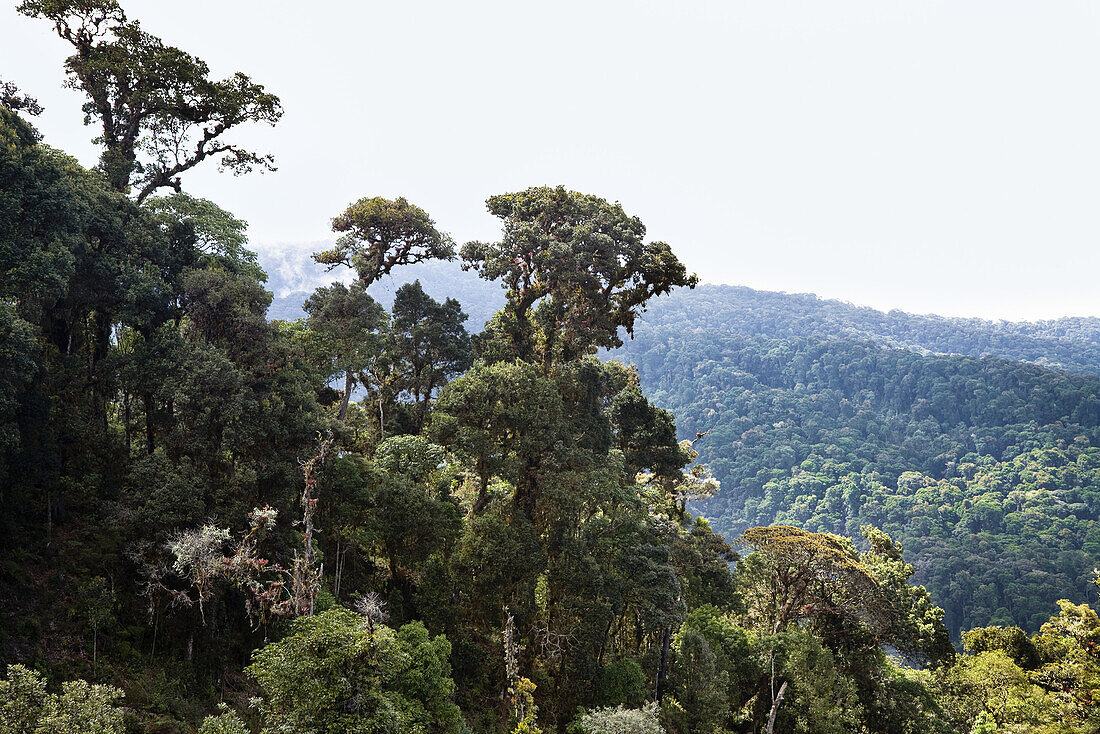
[258,245,505,328]
[257,247,1100,374]
[634,284,1100,375]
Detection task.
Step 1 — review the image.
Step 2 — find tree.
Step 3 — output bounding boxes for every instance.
[145,192,263,280]
[665,604,757,731]
[0,665,125,734]
[737,526,884,636]
[247,606,462,734]
[430,360,565,515]
[733,526,953,733]
[314,197,454,285]
[324,436,462,617]
[389,280,472,431]
[19,0,282,201]
[0,305,39,468]
[461,185,697,368]
[304,281,386,421]
[938,650,1055,731]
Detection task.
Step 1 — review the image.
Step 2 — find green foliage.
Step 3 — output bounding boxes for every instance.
[462,185,697,367]
[593,658,646,708]
[623,283,1100,375]
[963,625,1040,669]
[574,703,664,734]
[145,192,263,280]
[726,527,954,733]
[431,359,565,513]
[673,604,758,717]
[663,627,728,733]
[0,664,46,734]
[389,280,472,430]
[940,650,1055,730]
[19,0,282,200]
[615,325,1100,637]
[315,196,454,284]
[508,677,541,734]
[778,628,864,734]
[198,705,250,734]
[0,304,38,468]
[247,607,462,734]
[304,280,386,420]
[13,17,1100,731]
[0,665,125,734]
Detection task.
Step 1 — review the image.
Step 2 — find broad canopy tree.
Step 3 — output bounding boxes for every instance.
[19,0,282,201]
[461,185,698,369]
[733,525,954,734]
[314,196,454,285]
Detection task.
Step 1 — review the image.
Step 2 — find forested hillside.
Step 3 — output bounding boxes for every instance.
[5,3,1100,733]
[264,255,1100,639]
[615,332,1100,637]
[638,284,1100,375]
[268,268,1100,375]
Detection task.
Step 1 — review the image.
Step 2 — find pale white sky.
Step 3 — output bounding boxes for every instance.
[3,1,1099,321]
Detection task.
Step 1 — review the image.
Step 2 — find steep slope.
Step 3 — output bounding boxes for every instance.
[613,330,1100,637]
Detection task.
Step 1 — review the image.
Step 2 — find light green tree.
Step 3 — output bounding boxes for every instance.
[0,665,125,734]
[247,606,462,734]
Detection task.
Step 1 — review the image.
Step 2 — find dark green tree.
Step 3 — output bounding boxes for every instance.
[19,0,282,201]
[389,280,472,431]
[303,281,386,421]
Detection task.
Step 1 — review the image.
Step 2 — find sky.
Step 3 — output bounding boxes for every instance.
[3,1,1099,321]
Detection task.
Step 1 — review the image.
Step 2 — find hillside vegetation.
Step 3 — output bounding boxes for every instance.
[4,3,1100,733]
[616,331,1100,637]
[638,284,1100,374]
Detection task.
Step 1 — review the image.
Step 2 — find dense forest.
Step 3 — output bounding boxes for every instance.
[615,333,1100,638]
[631,285,1100,375]
[4,2,1100,733]
[269,256,1100,640]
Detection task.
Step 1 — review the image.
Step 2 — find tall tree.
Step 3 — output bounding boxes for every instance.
[303,281,386,421]
[734,526,953,733]
[461,185,697,368]
[19,0,282,201]
[389,280,472,431]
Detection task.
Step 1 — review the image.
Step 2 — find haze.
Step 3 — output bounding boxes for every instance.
[3,1,1097,321]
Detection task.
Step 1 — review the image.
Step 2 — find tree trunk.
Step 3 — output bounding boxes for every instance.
[377,394,385,439]
[334,540,344,598]
[655,626,671,703]
[337,371,353,421]
[766,680,788,734]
